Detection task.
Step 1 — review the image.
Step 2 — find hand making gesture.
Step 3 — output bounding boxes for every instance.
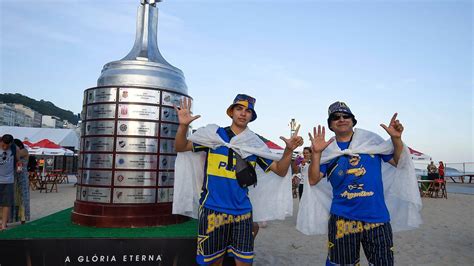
[308,125,334,153]
[380,113,404,139]
[174,97,201,126]
[280,125,304,151]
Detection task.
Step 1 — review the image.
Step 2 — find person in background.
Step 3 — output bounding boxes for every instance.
[38,158,45,173]
[297,147,312,199]
[427,161,438,180]
[438,161,445,180]
[0,134,21,230]
[13,139,30,224]
[27,155,37,173]
[291,154,303,199]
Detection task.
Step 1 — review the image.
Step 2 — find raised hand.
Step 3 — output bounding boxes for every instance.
[380,113,403,139]
[308,125,334,153]
[280,125,304,151]
[174,98,201,126]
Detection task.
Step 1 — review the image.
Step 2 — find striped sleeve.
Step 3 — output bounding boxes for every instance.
[192,142,209,153]
[256,156,273,173]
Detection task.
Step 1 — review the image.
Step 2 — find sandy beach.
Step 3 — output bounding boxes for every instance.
[254,191,474,265]
[8,179,474,265]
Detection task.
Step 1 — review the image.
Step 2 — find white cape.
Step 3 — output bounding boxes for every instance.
[296,128,422,235]
[173,124,293,222]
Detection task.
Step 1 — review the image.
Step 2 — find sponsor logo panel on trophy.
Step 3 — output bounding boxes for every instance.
[116,137,158,153]
[113,188,156,204]
[114,171,157,187]
[161,107,179,122]
[86,104,116,119]
[83,137,114,152]
[119,88,160,104]
[117,121,159,136]
[159,139,175,153]
[159,155,176,170]
[81,170,113,186]
[157,188,173,203]
[115,154,158,170]
[161,91,185,107]
[80,187,111,203]
[83,154,114,169]
[158,172,175,187]
[118,104,160,120]
[84,120,115,136]
[160,123,178,138]
[87,87,117,103]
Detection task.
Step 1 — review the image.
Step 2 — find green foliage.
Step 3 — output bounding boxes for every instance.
[0,93,79,125]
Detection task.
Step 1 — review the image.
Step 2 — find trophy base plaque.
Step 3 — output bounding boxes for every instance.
[72,201,188,227]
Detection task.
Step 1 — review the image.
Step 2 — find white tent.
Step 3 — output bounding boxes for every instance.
[0,126,80,150]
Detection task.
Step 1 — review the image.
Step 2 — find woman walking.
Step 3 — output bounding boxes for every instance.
[13,139,30,224]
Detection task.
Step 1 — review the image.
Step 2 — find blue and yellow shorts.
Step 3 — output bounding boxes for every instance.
[197,207,254,265]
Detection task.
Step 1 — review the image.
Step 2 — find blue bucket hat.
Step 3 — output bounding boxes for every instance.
[226,94,257,122]
[327,101,357,130]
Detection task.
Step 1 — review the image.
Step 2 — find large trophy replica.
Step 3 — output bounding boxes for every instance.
[72,0,190,227]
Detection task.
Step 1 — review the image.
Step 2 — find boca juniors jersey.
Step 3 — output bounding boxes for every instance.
[193,127,273,215]
[320,141,393,223]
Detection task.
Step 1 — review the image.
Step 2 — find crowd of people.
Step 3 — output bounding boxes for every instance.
[0,134,31,231]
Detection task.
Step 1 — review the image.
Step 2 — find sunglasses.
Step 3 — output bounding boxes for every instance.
[330,114,352,121]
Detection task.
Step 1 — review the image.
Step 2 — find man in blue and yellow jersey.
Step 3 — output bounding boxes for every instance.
[175,94,303,266]
[307,102,406,266]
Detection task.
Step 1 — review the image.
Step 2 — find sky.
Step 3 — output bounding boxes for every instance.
[0,0,472,164]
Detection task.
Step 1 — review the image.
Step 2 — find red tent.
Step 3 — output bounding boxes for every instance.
[32,139,62,149]
[23,140,34,147]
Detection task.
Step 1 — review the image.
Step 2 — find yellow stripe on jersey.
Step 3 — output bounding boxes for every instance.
[206,153,237,179]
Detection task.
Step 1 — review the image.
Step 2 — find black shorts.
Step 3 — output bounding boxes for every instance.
[196,207,254,265]
[0,183,14,206]
[327,214,394,266]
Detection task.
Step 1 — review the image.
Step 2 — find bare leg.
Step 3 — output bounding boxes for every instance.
[235,259,252,266]
[20,205,26,223]
[1,207,9,229]
[209,257,224,266]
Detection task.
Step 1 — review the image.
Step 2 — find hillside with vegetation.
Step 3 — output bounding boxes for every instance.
[0,93,79,125]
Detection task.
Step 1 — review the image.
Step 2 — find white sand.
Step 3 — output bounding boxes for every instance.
[254,195,474,265]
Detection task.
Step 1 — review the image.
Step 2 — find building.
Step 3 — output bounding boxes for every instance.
[0,103,16,126]
[13,104,42,127]
[41,115,64,128]
[0,103,44,127]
